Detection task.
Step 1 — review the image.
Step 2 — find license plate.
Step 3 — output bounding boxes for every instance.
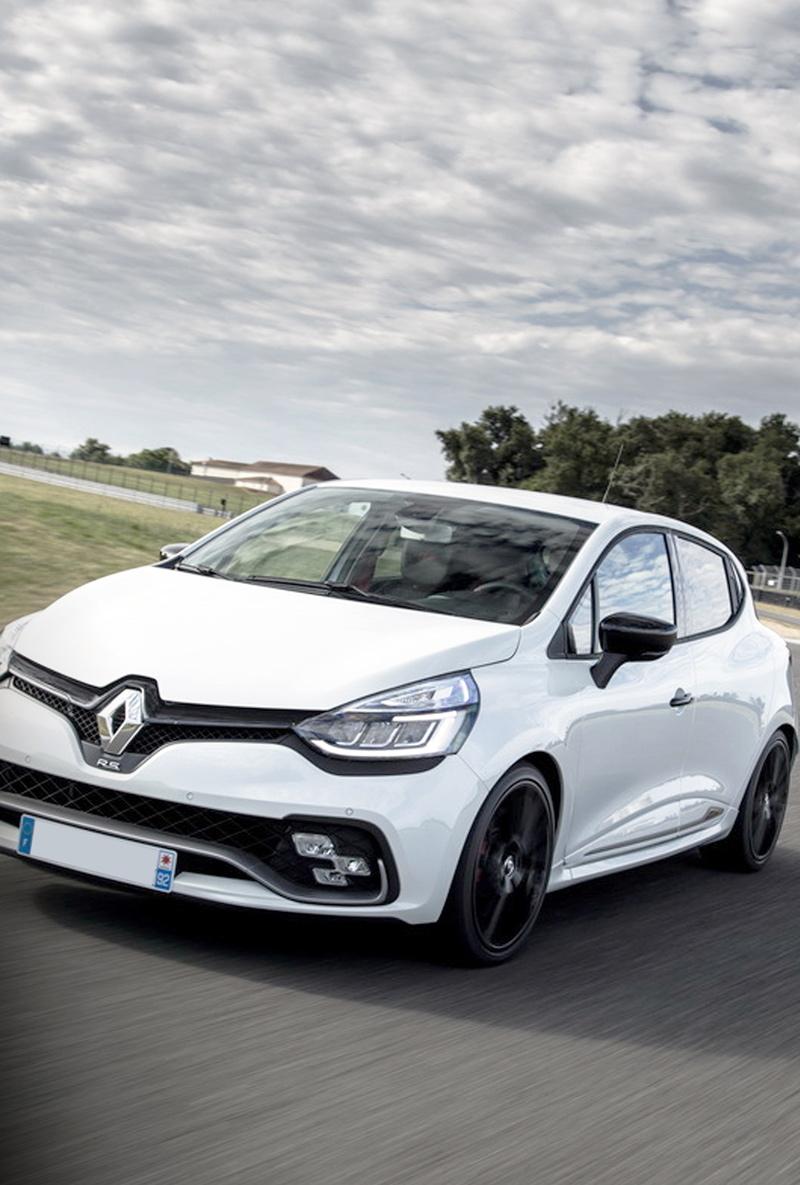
[17,815,177,892]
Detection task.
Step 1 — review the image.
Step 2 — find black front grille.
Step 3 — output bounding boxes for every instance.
[0,760,389,898]
[11,672,293,760]
[119,722,288,755]
[13,677,102,743]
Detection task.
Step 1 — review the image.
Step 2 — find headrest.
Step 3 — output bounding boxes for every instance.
[401,539,449,590]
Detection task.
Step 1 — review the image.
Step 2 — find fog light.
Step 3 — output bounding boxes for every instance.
[334,855,370,877]
[313,867,349,886]
[294,830,373,886]
[293,832,335,858]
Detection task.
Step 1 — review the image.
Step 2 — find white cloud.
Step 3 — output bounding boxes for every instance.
[1,0,799,477]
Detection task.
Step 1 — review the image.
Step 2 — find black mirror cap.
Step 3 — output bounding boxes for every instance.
[599,613,677,658]
[592,614,677,689]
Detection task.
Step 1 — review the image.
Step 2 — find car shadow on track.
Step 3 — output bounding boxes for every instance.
[30,837,800,1066]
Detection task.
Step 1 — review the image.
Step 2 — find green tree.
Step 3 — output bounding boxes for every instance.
[613,450,720,531]
[754,414,800,513]
[722,414,800,563]
[71,437,115,463]
[436,406,542,485]
[717,450,786,560]
[618,411,754,471]
[525,403,619,501]
[755,412,800,467]
[125,446,191,475]
[434,403,800,567]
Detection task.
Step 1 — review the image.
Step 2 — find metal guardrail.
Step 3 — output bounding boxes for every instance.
[748,567,800,611]
[749,564,800,595]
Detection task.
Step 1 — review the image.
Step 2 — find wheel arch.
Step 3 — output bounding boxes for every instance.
[732,719,797,809]
[515,750,563,833]
[778,722,798,766]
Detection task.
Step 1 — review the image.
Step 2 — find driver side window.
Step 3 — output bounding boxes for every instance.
[567,532,675,656]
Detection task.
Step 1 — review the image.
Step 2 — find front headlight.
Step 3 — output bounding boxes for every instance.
[0,615,35,681]
[295,672,479,760]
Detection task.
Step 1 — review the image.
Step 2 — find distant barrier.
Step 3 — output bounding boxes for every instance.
[748,566,800,610]
[0,446,276,517]
[0,460,231,516]
[0,447,266,517]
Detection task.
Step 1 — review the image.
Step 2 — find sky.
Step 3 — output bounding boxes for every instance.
[2,0,800,480]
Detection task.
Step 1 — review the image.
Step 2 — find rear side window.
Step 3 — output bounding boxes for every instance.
[675,536,734,636]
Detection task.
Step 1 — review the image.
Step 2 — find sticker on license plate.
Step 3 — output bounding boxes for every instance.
[17,815,177,892]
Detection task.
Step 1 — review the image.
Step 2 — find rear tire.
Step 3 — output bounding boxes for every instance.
[699,733,791,872]
[444,764,554,966]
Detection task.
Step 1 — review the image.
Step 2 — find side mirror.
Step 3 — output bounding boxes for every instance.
[591,613,677,689]
[160,543,192,561]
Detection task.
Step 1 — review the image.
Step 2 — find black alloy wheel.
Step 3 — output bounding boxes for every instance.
[446,764,554,966]
[700,732,792,872]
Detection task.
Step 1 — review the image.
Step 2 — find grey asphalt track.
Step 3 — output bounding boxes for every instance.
[3,662,800,1185]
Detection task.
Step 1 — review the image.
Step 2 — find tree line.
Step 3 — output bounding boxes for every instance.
[10,436,193,475]
[436,404,800,567]
[70,438,191,474]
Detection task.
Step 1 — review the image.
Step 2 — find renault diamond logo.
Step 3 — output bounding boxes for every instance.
[97,688,145,755]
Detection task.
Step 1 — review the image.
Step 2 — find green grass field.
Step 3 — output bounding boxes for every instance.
[0,447,266,518]
[0,473,219,624]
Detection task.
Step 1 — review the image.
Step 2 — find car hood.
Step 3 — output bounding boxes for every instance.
[16,566,521,709]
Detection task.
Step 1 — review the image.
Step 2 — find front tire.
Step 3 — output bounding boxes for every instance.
[444,764,554,966]
[700,732,791,872]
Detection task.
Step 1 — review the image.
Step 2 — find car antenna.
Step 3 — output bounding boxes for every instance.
[602,443,624,503]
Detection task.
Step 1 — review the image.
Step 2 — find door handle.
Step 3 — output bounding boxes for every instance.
[670,688,694,708]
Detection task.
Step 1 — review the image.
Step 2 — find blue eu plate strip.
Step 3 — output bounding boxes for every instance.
[18,815,35,855]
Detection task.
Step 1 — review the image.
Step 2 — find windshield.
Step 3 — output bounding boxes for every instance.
[176,487,593,624]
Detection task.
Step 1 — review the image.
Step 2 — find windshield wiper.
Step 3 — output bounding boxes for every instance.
[240,574,329,591]
[212,573,430,612]
[323,581,371,599]
[322,582,430,612]
[241,575,400,601]
[174,561,230,579]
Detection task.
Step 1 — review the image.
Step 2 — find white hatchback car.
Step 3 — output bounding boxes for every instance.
[0,480,795,963]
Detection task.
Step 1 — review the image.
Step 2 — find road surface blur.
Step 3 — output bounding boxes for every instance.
[3,654,800,1185]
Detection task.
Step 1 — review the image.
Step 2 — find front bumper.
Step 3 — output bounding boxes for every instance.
[0,683,485,924]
